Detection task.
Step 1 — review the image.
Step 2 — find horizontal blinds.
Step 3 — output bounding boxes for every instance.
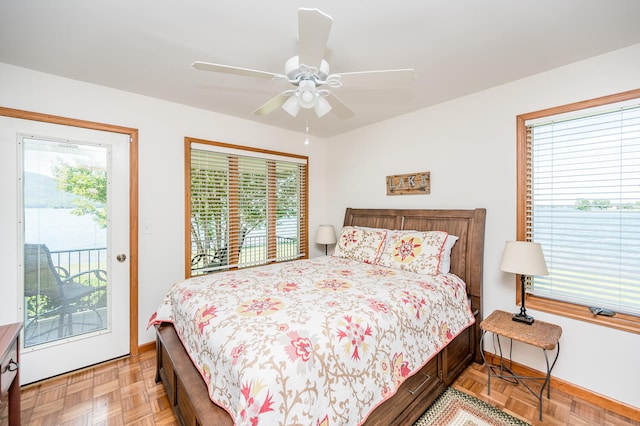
[191,142,308,164]
[190,150,230,272]
[275,161,304,262]
[526,104,640,315]
[190,143,307,275]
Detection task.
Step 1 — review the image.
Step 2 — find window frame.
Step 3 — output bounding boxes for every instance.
[184,137,309,278]
[516,88,640,335]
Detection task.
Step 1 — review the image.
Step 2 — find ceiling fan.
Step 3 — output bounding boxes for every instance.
[192,8,416,119]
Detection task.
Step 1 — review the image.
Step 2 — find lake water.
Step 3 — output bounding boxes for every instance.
[24,208,107,251]
[25,208,298,252]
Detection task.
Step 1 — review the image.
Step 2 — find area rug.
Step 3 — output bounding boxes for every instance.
[414,387,530,426]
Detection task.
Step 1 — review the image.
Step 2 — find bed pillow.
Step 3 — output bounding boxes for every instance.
[332,226,387,264]
[440,235,459,274]
[377,230,449,275]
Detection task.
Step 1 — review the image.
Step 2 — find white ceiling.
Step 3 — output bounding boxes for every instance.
[1,1,640,138]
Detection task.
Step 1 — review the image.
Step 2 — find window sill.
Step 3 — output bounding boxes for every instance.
[526,295,640,335]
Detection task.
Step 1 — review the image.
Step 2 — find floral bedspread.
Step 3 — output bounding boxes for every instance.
[149,256,475,426]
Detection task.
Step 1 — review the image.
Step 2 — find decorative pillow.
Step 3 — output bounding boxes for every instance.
[440,235,459,274]
[332,226,387,264]
[378,230,449,275]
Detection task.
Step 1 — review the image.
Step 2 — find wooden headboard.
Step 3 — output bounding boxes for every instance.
[343,208,487,360]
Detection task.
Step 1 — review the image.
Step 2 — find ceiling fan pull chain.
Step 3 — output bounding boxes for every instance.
[305,117,310,145]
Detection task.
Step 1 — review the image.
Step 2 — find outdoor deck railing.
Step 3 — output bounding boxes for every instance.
[49,235,297,276]
[49,247,108,276]
[191,235,299,274]
[24,246,108,347]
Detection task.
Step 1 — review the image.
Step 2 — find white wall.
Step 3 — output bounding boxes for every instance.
[324,43,640,407]
[0,62,332,348]
[1,41,639,407]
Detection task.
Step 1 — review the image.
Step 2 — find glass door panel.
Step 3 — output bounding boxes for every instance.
[22,138,109,347]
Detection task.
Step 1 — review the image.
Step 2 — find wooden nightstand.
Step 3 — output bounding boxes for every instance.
[480,310,562,421]
[0,323,22,426]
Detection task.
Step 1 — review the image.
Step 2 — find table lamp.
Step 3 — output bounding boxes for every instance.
[315,225,336,255]
[499,241,549,325]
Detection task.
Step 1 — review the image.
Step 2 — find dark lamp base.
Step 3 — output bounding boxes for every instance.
[512,312,535,325]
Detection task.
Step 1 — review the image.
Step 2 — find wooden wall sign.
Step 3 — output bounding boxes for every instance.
[386,171,430,195]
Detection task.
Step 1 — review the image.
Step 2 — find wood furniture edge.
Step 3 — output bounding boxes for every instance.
[481,310,562,350]
[0,322,23,426]
[482,351,640,422]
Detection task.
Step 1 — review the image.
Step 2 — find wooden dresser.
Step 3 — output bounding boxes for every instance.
[0,323,22,426]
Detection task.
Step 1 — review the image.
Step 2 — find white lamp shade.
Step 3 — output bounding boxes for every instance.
[500,241,549,276]
[296,80,318,109]
[315,225,337,245]
[282,95,301,117]
[314,96,332,118]
[299,90,316,107]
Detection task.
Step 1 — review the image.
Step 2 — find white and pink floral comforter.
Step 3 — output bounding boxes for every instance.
[149,256,475,426]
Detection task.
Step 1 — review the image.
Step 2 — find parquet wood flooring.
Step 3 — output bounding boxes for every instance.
[1,347,638,425]
[451,362,639,426]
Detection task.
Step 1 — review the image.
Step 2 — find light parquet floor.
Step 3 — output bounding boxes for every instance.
[1,348,638,425]
[2,348,177,426]
[451,362,639,426]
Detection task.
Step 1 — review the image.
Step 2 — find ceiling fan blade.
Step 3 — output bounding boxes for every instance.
[326,92,355,119]
[298,8,333,70]
[192,61,285,81]
[336,69,417,88]
[253,93,290,115]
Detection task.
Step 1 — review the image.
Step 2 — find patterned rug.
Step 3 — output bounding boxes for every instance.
[414,387,530,426]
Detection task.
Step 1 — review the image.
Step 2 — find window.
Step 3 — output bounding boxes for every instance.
[186,138,308,276]
[517,89,640,333]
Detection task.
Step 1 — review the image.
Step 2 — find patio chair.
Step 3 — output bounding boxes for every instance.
[191,247,229,273]
[23,243,107,343]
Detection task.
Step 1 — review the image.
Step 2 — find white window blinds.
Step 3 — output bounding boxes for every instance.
[525,103,640,315]
[188,140,307,275]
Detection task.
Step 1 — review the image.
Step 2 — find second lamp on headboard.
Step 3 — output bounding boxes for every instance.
[315,225,337,256]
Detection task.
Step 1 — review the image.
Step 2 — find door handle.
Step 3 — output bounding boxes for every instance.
[116,253,127,262]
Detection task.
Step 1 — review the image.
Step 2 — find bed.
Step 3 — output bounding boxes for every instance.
[152,207,486,425]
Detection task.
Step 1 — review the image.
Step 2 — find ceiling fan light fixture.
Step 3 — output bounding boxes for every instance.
[297,80,318,109]
[299,90,316,107]
[282,95,301,117]
[314,96,332,117]
[193,8,415,123]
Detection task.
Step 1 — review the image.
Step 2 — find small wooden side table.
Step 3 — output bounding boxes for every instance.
[480,310,561,421]
[0,322,23,426]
